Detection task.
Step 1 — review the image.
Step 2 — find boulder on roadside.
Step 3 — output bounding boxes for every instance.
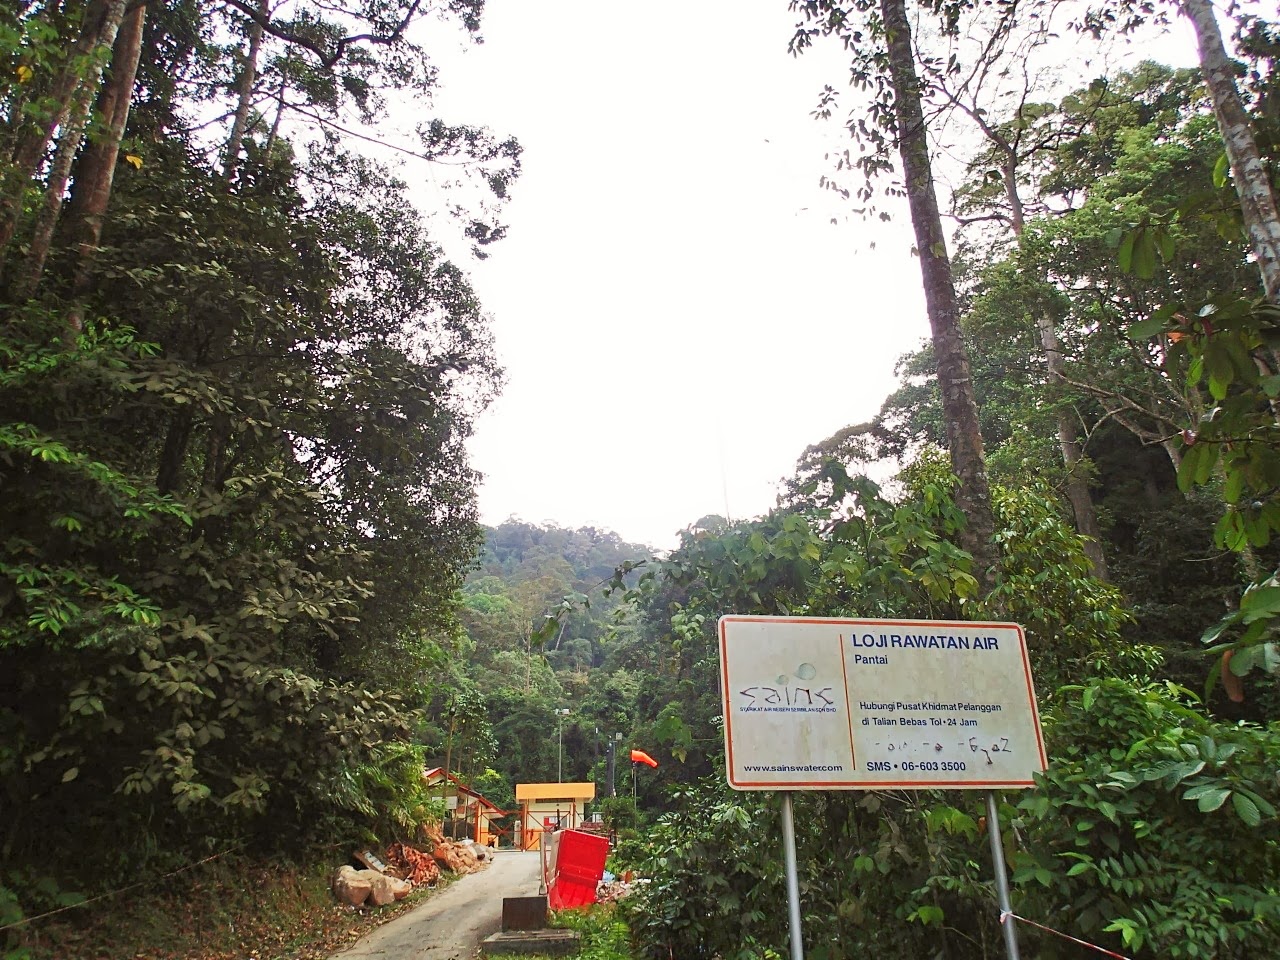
[333,865,374,906]
[368,872,412,907]
[333,866,411,908]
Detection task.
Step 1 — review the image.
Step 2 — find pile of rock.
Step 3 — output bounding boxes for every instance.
[331,828,493,908]
[462,838,493,863]
[386,842,441,886]
[421,825,485,875]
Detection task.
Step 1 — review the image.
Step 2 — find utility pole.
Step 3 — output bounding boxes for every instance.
[555,708,570,782]
[606,732,622,796]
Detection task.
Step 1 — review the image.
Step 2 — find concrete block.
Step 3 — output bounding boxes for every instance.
[480,928,580,956]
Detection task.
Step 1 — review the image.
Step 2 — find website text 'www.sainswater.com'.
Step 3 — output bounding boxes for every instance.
[742,764,845,773]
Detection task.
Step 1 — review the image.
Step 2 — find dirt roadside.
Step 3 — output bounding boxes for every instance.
[330,850,542,960]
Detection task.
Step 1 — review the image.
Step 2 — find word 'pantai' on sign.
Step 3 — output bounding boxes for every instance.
[718,616,1047,790]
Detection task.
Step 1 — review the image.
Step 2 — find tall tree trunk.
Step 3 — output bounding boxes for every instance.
[1034,310,1109,577]
[201,413,231,491]
[936,77,1111,576]
[63,1,147,336]
[1182,0,1280,304]
[13,0,128,298]
[524,637,532,693]
[1000,167,1109,578]
[0,0,109,271]
[880,0,997,588]
[222,2,265,185]
[156,410,194,494]
[262,80,288,160]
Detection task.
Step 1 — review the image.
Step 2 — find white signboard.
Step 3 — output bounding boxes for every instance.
[719,616,1046,790]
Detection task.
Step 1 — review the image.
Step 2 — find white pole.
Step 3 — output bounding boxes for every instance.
[537,828,547,895]
[985,791,1021,960]
[780,792,804,960]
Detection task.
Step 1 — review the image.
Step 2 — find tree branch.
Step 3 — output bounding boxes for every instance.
[282,99,490,168]
[1056,370,1183,436]
[222,0,424,70]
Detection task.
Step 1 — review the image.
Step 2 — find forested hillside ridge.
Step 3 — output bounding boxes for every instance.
[424,521,654,815]
[0,0,519,940]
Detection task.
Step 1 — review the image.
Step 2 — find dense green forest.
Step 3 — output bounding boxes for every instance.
[0,0,521,942]
[430,521,651,814]
[3,0,1280,957]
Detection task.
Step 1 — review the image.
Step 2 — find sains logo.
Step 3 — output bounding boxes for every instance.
[737,662,837,714]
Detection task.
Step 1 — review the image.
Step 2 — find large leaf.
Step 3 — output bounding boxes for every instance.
[1196,787,1232,812]
[1239,586,1280,623]
[1232,791,1261,827]
[1126,315,1167,340]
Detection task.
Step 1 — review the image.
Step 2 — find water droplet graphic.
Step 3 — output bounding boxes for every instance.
[777,675,790,685]
[795,663,817,681]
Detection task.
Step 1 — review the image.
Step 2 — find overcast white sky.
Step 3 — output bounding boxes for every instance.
[414,1,1198,550]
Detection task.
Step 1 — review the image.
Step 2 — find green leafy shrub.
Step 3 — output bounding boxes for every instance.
[553,904,635,960]
[1014,679,1280,958]
[328,741,445,840]
[619,682,1280,960]
[0,621,427,890]
[617,782,784,960]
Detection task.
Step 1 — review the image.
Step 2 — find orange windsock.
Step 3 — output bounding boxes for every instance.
[630,749,658,768]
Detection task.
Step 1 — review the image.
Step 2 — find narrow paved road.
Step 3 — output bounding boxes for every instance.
[333,851,542,960]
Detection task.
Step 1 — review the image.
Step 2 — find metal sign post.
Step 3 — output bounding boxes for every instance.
[985,791,1021,960]
[717,616,1047,960]
[780,792,805,960]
